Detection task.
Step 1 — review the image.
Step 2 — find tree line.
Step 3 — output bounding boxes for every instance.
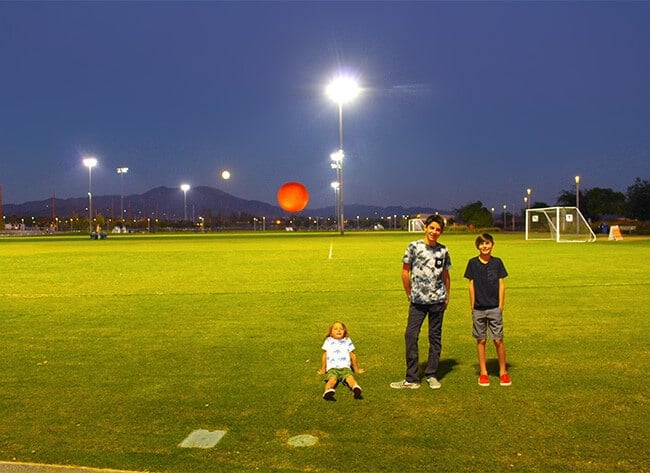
[457,177,649,228]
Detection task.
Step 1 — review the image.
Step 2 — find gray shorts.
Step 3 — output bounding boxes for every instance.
[472,308,504,340]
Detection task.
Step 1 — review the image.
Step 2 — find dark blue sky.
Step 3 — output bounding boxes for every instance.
[2,1,649,213]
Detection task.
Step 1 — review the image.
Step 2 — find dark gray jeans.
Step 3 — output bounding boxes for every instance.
[404,302,445,383]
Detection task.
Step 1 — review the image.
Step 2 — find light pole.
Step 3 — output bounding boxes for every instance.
[330,150,343,228]
[220,170,231,229]
[83,157,97,233]
[326,75,360,235]
[117,167,128,222]
[330,181,340,229]
[526,188,532,209]
[575,175,581,234]
[180,184,190,222]
[502,204,507,231]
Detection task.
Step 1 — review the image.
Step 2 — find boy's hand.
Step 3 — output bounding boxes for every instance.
[355,368,365,374]
[317,369,325,375]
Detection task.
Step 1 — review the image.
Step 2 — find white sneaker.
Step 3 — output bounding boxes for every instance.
[390,380,421,389]
[426,377,441,389]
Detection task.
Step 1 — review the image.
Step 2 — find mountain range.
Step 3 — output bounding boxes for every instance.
[2,186,444,221]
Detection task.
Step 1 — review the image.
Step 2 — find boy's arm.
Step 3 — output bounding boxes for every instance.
[317,351,327,375]
[468,279,475,310]
[442,268,451,307]
[350,351,365,374]
[401,263,411,300]
[499,278,505,310]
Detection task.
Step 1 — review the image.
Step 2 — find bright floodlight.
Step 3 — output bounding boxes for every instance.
[330,150,344,169]
[221,170,231,180]
[180,183,190,192]
[83,157,97,169]
[326,76,361,104]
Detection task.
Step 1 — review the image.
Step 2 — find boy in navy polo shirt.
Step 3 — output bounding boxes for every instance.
[464,233,512,387]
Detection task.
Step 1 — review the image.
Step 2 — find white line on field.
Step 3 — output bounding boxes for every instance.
[328,241,333,260]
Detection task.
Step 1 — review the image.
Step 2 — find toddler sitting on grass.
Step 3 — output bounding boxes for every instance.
[318,321,364,400]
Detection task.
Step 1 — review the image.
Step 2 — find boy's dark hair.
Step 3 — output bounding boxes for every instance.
[424,214,445,230]
[475,233,494,248]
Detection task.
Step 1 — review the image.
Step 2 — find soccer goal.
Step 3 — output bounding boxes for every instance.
[525,207,596,242]
[408,217,424,232]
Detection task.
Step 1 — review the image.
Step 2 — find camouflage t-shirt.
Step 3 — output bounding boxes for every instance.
[402,240,451,304]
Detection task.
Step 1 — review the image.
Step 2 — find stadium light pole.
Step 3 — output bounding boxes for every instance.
[83,157,98,233]
[526,188,531,209]
[502,204,507,231]
[330,181,340,229]
[117,167,129,222]
[220,170,231,229]
[180,184,190,222]
[326,75,360,235]
[330,150,343,229]
[575,175,580,234]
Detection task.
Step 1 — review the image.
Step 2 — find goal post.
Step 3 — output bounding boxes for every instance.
[408,217,424,232]
[525,207,596,242]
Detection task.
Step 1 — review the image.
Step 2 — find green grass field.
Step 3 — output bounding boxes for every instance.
[1,232,648,473]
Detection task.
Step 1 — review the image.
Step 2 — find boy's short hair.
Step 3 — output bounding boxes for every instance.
[475,233,494,248]
[424,214,445,230]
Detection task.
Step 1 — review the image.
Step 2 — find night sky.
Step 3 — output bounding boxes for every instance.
[2,1,649,213]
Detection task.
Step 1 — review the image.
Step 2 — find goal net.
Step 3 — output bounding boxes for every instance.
[525,207,596,242]
[408,218,424,232]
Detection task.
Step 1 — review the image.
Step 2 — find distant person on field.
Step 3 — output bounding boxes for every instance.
[318,321,364,400]
[463,233,512,387]
[391,214,451,390]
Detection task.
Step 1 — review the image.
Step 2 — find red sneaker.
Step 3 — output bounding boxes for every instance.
[500,373,512,386]
[478,374,490,387]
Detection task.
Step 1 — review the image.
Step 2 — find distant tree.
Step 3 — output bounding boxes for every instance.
[626,178,650,220]
[585,188,625,219]
[556,187,625,220]
[531,201,550,209]
[95,214,106,229]
[456,201,493,228]
[557,190,578,207]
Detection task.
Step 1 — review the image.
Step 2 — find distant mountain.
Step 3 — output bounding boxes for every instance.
[2,186,444,220]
